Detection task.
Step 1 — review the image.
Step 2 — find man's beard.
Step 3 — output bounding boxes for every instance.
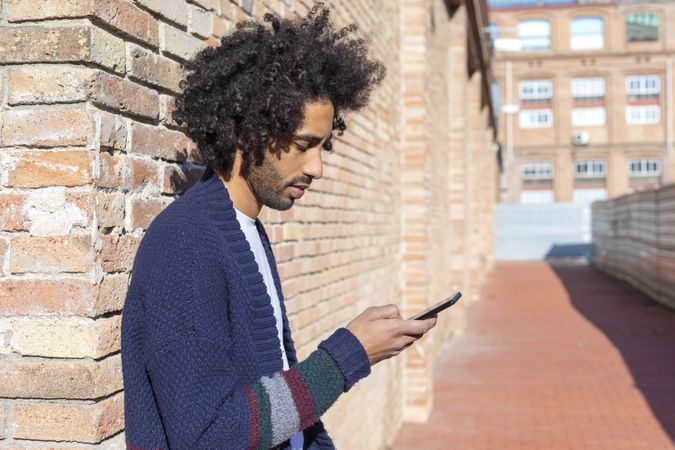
[247,155,301,211]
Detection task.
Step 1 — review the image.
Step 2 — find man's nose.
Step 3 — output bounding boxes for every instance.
[303,149,323,180]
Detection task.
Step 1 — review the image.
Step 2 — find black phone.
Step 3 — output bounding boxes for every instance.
[408,291,462,320]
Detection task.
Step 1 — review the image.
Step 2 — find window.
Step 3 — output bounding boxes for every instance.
[573,189,607,204]
[571,77,605,102]
[629,158,661,177]
[518,20,551,51]
[522,161,554,180]
[574,160,606,178]
[625,105,660,124]
[571,17,604,50]
[626,75,660,99]
[519,109,553,128]
[626,13,659,42]
[519,80,552,103]
[572,107,606,126]
[520,190,554,204]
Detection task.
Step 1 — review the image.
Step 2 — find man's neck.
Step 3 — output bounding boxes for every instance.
[216,169,261,220]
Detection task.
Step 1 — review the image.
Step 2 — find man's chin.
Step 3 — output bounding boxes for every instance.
[262,197,294,211]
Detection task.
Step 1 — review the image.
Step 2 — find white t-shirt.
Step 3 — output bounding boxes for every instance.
[234,208,303,450]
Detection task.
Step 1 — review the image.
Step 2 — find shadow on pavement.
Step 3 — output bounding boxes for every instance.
[544,243,591,260]
[550,261,675,445]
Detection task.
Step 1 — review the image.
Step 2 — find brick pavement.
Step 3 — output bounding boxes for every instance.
[391,261,675,450]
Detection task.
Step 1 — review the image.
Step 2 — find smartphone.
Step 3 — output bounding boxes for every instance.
[408,291,462,320]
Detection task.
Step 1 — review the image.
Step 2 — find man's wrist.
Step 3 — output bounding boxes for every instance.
[318,327,371,392]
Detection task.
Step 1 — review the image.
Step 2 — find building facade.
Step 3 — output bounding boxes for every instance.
[490,0,675,204]
[0,0,498,447]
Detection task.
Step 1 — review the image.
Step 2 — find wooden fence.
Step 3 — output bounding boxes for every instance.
[592,184,675,310]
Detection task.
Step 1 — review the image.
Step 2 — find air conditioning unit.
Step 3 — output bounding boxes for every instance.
[572,132,589,146]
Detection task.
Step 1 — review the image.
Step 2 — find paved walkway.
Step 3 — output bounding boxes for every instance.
[392,261,675,450]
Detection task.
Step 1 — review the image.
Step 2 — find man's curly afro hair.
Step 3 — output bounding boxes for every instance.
[173,2,386,178]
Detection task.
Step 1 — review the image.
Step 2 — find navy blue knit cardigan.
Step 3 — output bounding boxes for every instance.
[121,171,371,449]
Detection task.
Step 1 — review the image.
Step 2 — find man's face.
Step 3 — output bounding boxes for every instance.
[247,99,334,211]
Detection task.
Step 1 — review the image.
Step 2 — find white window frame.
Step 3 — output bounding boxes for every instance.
[571,107,606,126]
[570,17,605,51]
[519,80,553,103]
[571,77,605,100]
[626,75,660,96]
[517,20,551,51]
[519,109,553,128]
[522,161,554,180]
[629,158,661,177]
[574,160,606,178]
[625,105,660,124]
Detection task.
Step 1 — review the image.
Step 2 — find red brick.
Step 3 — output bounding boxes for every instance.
[9,235,92,274]
[0,354,121,399]
[0,25,125,74]
[162,163,205,194]
[11,392,123,442]
[212,15,234,39]
[125,157,159,192]
[97,110,128,152]
[93,0,159,48]
[99,233,140,272]
[128,197,169,230]
[87,71,159,120]
[95,151,124,189]
[0,279,93,316]
[188,4,214,39]
[6,150,93,188]
[135,0,188,27]
[0,239,6,275]
[7,65,93,105]
[191,0,219,12]
[160,22,208,62]
[0,193,29,231]
[130,122,192,162]
[0,109,92,147]
[95,273,128,315]
[95,192,125,228]
[128,44,184,94]
[6,0,92,21]
[160,94,184,129]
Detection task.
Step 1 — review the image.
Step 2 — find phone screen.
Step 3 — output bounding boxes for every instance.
[408,291,462,320]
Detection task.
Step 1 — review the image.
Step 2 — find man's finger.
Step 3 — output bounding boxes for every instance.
[398,317,436,335]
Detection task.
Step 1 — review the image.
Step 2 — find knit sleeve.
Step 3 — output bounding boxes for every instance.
[145,327,370,449]
[131,221,371,449]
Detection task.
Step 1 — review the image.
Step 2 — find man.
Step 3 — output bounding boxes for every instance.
[121,4,437,449]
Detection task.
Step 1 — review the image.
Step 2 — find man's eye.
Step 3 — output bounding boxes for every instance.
[295,143,310,151]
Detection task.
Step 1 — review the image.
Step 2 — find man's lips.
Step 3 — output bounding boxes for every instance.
[288,185,307,199]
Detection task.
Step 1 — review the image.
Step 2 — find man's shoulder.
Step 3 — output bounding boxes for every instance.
[134,193,212,263]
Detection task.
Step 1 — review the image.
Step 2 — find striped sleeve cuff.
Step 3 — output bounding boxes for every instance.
[244,348,345,450]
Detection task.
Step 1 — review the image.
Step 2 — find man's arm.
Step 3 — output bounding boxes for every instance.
[145,324,368,449]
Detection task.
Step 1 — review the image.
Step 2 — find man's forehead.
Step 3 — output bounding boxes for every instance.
[294,101,334,140]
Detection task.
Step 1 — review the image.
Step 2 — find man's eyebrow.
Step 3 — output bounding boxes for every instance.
[294,133,331,142]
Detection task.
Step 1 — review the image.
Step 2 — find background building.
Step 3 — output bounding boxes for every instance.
[0,0,498,447]
[490,0,675,204]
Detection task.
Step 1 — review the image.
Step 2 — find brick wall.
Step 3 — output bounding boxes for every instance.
[0,0,497,447]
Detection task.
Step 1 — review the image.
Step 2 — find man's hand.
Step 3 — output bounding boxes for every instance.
[345,305,437,366]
